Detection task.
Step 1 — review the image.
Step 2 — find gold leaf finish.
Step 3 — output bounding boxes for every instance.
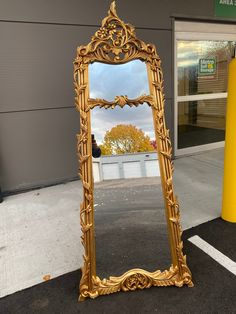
[87,94,154,110]
[91,266,180,298]
[74,1,193,301]
[75,1,158,65]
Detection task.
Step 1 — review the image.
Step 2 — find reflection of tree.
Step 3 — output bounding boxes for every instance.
[100,124,155,155]
[204,41,235,60]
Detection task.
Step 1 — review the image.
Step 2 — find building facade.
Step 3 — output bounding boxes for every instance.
[0,0,235,193]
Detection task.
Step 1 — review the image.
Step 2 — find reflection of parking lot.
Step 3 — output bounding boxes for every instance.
[94,177,163,212]
[94,176,170,278]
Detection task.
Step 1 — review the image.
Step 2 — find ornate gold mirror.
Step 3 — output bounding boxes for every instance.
[89,59,173,282]
[74,2,193,301]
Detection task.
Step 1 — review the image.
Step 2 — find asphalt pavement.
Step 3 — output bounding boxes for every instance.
[1,219,235,314]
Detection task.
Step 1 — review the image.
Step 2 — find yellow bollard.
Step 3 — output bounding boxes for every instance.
[222,57,236,222]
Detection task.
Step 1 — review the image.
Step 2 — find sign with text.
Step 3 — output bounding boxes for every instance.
[215,0,236,18]
[198,58,217,77]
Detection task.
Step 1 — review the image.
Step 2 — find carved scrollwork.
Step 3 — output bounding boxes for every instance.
[87,266,180,298]
[87,94,155,110]
[74,1,193,301]
[75,2,159,65]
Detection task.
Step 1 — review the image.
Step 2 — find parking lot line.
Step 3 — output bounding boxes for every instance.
[188,235,236,276]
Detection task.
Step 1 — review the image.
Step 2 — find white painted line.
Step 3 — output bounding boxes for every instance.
[188,235,236,276]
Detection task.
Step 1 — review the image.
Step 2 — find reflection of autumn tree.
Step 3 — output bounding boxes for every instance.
[100,124,155,155]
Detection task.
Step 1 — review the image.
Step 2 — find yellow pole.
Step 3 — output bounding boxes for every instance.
[222,57,236,222]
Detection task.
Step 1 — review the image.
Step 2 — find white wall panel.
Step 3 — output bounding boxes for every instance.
[145,160,160,177]
[123,161,142,179]
[102,163,120,180]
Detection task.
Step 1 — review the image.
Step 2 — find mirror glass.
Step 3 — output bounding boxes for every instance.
[89,61,171,279]
[89,60,150,100]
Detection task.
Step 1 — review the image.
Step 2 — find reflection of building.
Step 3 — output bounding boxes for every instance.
[0,2,236,194]
[177,38,232,150]
[93,152,160,182]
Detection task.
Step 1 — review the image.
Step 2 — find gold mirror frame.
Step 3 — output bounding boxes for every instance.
[74,2,193,301]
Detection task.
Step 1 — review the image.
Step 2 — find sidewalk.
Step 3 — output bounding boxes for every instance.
[0,182,83,298]
[174,147,224,229]
[0,148,224,298]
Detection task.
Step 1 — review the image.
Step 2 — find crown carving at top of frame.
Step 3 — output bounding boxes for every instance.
[76,1,159,64]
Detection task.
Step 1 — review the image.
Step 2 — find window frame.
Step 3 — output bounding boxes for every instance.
[174,21,236,156]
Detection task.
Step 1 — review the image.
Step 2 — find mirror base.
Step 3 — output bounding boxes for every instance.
[79,265,193,301]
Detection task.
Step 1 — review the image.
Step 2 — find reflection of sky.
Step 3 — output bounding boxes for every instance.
[91,105,154,144]
[89,60,150,100]
[89,60,154,144]
[177,40,233,68]
[177,41,201,68]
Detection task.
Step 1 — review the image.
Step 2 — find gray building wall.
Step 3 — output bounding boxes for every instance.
[0,0,217,193]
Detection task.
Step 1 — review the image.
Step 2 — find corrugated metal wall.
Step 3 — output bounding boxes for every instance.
[0,0,215,193]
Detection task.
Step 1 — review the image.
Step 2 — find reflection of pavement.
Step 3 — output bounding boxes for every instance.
[95,176,161,189]
[94,176,170,278]
[94,177,163,209]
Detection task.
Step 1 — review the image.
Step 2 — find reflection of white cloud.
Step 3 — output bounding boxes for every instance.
[91,104,155,144]
[178,60,197,67]
[89,60,150,101]
[177,40,231,68]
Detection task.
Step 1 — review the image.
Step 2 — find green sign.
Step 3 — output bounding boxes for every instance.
[198,58,216,76]
[215,0,236,18]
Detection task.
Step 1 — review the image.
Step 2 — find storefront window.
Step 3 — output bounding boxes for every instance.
[177,40,235,150]
[178,98,226,149]
[177,41,235,96]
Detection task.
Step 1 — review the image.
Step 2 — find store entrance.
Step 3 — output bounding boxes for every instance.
[175,22,236,155]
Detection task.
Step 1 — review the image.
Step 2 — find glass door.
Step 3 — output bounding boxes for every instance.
[175,22,236,155]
